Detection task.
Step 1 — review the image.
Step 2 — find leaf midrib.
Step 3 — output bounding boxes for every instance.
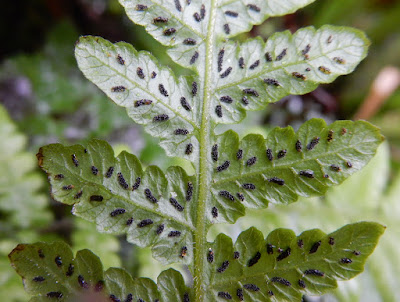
[193,0,219,301]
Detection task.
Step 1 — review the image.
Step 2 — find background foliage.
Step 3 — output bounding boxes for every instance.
[1,0,399,301]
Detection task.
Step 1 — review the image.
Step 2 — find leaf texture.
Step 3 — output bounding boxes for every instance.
[75,36,201,160]
[8,241,190,302]
[37,139,195,265]
[204,222,385,301]
[209,119,383,223]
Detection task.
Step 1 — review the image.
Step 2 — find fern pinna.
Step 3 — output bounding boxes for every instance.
[9,0,385,301]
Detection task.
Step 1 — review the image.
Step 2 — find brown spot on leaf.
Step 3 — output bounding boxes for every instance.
[36,149,44,167]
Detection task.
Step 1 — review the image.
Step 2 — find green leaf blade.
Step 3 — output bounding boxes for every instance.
[217,0,317,38]
[212,26,369,124]
[157,269,192,302]
[8,242,107,301]
[210,119,383,224]
[75,36,201,161]
[38,139,195,265]
[9,242,190,302]
[104,267,159,302]
[205,222,385,301]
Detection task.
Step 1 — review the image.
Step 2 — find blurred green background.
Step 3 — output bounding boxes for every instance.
[1,0,399,301]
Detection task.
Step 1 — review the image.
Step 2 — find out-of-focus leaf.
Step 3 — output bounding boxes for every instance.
[216,0,317,37]
[0,104,54,302]
[0,21,132,148]
[0,104,51,228]
[72,219,121,270]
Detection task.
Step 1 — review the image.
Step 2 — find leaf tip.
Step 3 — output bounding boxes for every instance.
[74,38,81,47]
[8,243,27,260]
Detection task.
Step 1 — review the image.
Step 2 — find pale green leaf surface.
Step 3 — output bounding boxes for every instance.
[217,0,317,37]
[75,36,201,160]
[9,242,190,302]
[38,139,195,265]
[212,26,369,124]
[204,222,384,301]
[209,119,383,223]
[119,0,209,71]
